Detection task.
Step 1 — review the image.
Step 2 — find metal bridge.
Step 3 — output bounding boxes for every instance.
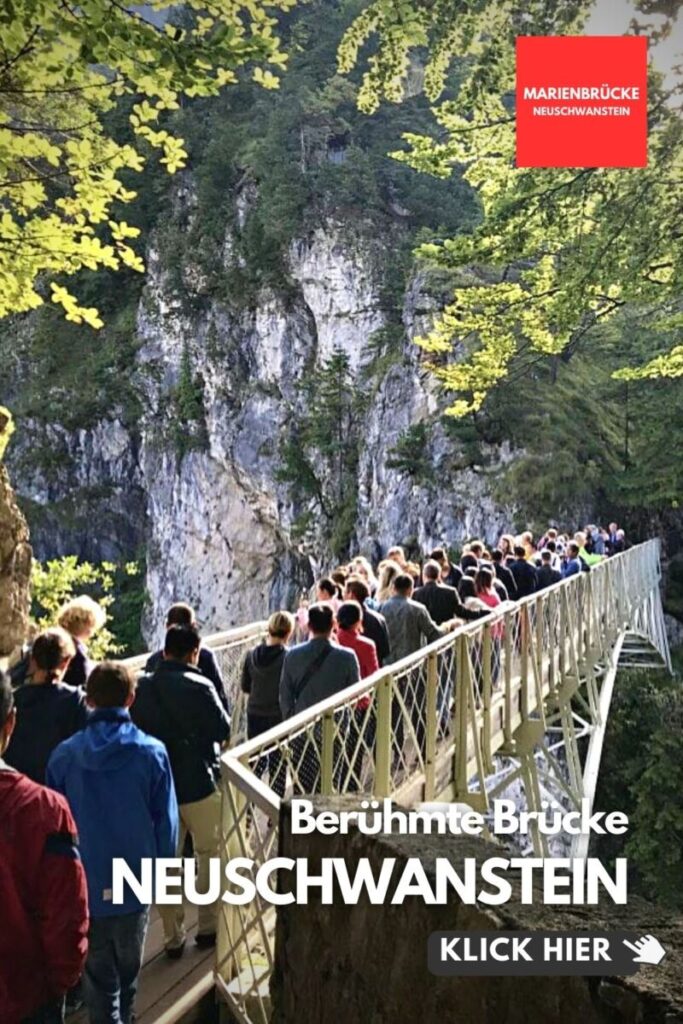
[125,539,671,1024]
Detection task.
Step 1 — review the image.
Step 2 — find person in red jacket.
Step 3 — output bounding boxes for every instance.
[0,670,88,1024]
[336,601,379,680]
[336,601,379,792]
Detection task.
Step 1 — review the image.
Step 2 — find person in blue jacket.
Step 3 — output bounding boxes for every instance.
[47,661,178,1024]
[561,541,584,579]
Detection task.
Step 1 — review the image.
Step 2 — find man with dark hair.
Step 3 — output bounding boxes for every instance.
[280,603,360,793]
[343,576,391,666]
[562,542,583,579]
[460,552,479,576]
[144,603,227,711]
[413,561,486,627]
[336,602,379,680]
[509,545,538,599]
[536,550,562,590]
[491,549,517,599]
[131,626,230,958]
[429,547,462,588]
[0,671,88,1023]
[47,663,178,1024]
[280,604,359,718]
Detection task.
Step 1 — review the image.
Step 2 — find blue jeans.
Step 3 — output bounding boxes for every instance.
[83,909,149,1024]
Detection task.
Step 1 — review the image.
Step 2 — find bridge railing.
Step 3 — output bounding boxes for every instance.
[215,539,667,1023]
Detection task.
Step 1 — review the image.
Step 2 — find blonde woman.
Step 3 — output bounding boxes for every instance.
[349,556,379,594]
[374,559,402,605]
[241,611,295,797]
[57,595,106,689]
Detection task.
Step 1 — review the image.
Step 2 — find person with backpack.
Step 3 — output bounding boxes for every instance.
[144,602,228,711]
[130,625,230,959]
[47,663,178,1024]
[279,604,360,793]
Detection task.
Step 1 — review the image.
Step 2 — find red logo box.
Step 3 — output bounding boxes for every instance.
[516,36,648,168]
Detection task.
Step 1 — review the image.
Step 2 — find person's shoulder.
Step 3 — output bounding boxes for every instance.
[132,726,172,764]
[356,634,376,653]
[333,643,358,662]
[11,771,74,825]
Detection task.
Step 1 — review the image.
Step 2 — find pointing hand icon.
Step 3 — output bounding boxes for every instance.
[623,935,666,965]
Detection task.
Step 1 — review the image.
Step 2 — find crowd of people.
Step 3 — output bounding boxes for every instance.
[0,521,627,1023]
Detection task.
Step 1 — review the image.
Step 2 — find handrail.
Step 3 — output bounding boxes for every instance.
[214,540,670,1024]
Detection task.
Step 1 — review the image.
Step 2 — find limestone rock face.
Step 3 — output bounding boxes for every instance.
[3,201,561,644]
[0,462,32,658]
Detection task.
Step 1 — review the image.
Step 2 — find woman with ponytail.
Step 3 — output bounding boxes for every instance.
[4,628,87,783]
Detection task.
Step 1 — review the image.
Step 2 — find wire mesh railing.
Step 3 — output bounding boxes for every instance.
[216,540,668,1023]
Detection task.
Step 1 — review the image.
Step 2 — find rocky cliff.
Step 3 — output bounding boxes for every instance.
[6,203,521,644]
[0,410,32,658]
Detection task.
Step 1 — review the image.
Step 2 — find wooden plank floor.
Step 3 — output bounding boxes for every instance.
[69,905,215,1024]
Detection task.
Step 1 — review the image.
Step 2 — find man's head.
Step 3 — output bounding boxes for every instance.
[429,547,447,566]
[422,560,441,583]
[609,522,618,534]
[541,550,552,564]
[469,540,484,559]
[344,576,370,605]
[337,601,363,633]
[164,625,201,665]
[491,549,503,564]
[461,553,478,572]
[307,603,335,637]
[567,542,580,559]
[166,602,196,629]
[546,540,556,553]
[393,573,414,598]
[513,545,526,559]
[0,671,16,756]
[87,662,136,709]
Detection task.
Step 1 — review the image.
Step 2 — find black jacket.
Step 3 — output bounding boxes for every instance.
[510,558,538,599]
[131,660,230,804]
[494,562,517,599]
[361,605,391,666]
[4,681,87,784]
[413,581,485,625]
[241,643,286,718]
[145,646,228,711]
[442,564,463,589]
[536,565,562,590]
[62,640,94,690]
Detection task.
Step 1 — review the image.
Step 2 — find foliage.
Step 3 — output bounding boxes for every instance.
[30,555,142,658]
[171,343,207,458]
[0,0,296,324]
[387,422,432,482]
[277,348,366,557]
[338,0,683,415]
[594,656,683,908]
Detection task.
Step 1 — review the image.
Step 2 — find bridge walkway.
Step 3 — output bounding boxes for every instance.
[117,540,670,1023]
